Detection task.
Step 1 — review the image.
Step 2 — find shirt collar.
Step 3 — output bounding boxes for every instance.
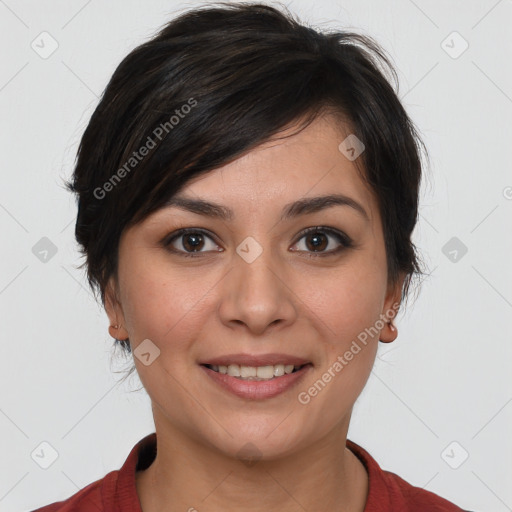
[112,433,388,511]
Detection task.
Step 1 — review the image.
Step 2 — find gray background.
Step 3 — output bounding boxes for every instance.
[1,0,511,510]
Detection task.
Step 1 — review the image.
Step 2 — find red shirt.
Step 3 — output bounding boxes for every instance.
[31,433,469,511]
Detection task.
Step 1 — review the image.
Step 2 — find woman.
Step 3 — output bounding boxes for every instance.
[33,2,473,511]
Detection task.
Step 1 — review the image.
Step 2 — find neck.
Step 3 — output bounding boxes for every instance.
[136,417,368,512]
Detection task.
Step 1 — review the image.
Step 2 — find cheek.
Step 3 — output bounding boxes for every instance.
[291,254,386,408]
[118,256,219,352]
[293,271,382,434]
[298,258,387,347]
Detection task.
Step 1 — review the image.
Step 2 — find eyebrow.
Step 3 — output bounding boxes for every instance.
[163,193,369,222]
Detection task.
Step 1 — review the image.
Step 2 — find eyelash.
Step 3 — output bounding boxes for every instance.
[162,226,354,259]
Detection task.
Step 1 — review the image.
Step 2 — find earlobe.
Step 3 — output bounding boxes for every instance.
[379,272,406,344]
[104,278,129,341]
[379,319,398,343]
[108,323,129,342]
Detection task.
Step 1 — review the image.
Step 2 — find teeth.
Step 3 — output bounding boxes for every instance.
[240,365,257,378]
[211,363,304,380]
[226,364,239,377]
[273,364,285,376]
[256,365,274,379]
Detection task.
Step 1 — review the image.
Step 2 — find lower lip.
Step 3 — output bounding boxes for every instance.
[200,364,312,400]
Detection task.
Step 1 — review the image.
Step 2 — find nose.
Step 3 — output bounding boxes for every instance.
[217,244,298,336]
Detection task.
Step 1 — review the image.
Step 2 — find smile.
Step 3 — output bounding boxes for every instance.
[199,355,313,400]
[204,363,305,380]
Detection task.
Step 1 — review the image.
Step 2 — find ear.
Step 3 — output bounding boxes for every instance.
[104,277,129,341]
[379,272,406,343]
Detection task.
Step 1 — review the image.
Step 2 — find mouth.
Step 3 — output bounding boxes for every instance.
[199,355,313,400]
[202,363,309,381]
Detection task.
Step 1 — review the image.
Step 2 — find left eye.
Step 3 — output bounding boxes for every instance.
[291,227,352,255]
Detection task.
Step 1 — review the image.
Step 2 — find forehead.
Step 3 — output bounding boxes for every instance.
[175,114,376,222]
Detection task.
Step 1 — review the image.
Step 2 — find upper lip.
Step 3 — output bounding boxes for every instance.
[200,353,311,367]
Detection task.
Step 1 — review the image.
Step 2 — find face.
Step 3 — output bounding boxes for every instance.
[106,114,403,460]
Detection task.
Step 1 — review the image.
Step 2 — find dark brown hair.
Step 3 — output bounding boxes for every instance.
[65,2,428,354]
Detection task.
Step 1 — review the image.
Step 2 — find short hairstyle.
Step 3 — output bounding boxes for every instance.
[65,2,428,354]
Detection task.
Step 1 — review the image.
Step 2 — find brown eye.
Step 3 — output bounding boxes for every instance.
[291,227,353,256]
[304,232,328,252]
[181,232,206,252]
[164,229,222,257]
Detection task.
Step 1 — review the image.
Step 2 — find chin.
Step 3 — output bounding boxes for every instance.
[198,413,315,462]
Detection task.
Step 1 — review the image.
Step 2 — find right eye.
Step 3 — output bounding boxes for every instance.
[163,228,223,258]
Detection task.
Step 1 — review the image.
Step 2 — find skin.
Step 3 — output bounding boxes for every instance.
[105,113,404,512]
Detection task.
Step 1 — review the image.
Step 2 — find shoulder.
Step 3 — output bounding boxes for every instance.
[380,468,470,511]
[29,433,155,512]
[346,439,471,511]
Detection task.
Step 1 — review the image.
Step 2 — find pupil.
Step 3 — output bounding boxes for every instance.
[308,232,327,251]
[184,233,203,251]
